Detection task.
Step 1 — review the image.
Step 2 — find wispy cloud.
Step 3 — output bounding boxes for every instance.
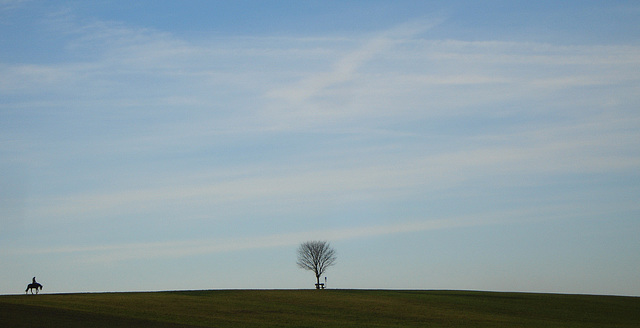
[24,109,639,226]
[16,197,630,265]
[12,207,536,263]
[266,19,443,103]
[4,14,638,128]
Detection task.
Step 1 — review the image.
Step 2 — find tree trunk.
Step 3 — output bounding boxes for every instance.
[316,275,320,289]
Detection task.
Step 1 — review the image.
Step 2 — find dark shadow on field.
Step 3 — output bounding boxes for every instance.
[0,302,199,328]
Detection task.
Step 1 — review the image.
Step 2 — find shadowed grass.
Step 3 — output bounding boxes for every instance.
[1,290,639,327]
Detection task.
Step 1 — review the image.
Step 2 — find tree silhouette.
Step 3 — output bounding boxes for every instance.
[297,240,337,289]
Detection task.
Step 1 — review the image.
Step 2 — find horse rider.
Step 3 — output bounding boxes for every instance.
[32,277,37,284]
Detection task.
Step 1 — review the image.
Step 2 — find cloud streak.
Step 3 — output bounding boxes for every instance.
[266,19,443,104]
[12,207,537,264]
[16,196,630,265]
[23,107,639,226]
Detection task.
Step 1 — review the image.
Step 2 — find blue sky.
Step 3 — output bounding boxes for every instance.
[1,0,639,296]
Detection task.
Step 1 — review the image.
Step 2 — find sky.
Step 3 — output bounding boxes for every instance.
[1,0,639,296]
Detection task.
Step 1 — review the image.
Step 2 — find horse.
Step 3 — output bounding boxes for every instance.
[25,283,42,294]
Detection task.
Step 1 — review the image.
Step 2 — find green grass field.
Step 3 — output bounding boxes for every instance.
[1,289,639,327]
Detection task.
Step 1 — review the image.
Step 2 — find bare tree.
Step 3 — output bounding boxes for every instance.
[297,240,337,289]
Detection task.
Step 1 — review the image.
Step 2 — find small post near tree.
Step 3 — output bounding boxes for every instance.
[297,240,337,289]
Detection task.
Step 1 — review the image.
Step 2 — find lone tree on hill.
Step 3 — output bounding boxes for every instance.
[297,240,337,289]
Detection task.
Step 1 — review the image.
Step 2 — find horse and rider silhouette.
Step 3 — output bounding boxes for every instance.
[26,277,43,294]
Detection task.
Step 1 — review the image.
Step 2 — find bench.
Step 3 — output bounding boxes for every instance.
[315,283,325,289]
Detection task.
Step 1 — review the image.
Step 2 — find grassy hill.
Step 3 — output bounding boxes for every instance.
[1,289,639,327]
